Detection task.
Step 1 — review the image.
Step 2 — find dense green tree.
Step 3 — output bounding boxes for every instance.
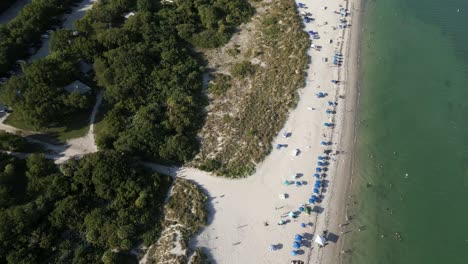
[0,151,170,263]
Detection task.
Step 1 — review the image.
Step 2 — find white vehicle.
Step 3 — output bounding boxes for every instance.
[46,29,54,34]
[41,34,49,39]
[292,149,300,156]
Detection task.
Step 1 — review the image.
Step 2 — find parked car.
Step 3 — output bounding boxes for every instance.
[41,34,49,39]
[46,29,54,34]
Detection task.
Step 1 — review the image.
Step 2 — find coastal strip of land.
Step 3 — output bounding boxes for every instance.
[149,0,364,263]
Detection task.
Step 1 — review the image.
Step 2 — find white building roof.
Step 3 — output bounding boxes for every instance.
[64,80,91,95]
[124,11,136,19]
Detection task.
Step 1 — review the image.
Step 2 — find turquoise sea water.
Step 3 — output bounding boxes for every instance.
[345,0,468,263]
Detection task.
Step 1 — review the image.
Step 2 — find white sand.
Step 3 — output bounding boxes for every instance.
[147,0,362,263]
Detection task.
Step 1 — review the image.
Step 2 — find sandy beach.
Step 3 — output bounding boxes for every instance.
[148,0,364,263]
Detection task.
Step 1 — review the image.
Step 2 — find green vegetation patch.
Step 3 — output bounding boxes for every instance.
[0,53,93,137]
[0,0,82,75]
[208,73,232,97]
[4,106,91,143]
[0,151,171,263]
[144,178,208,264]
[230,60,258,78]
[194,0,310,177]
[0,131,45,153]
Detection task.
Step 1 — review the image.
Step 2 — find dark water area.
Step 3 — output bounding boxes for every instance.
[344,0,468,263]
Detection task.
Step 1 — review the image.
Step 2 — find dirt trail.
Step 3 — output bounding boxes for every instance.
[0,90,103,161]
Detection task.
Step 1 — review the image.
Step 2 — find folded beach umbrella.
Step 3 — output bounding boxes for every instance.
[294,234,303,241]
[313,188,319,194]
[315,235,326,246]
[316,167,322,172]
[291,250,298,256]
[293,241,301,249]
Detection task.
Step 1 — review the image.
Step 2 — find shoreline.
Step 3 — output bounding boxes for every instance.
[313,0,365,262]
[301,0,365,262]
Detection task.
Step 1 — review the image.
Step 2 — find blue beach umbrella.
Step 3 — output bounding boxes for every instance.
[293,241,301,249]
[314,173,320,178]
[296,181,302,187]
[301,223,307,228]
[318,161,324,166]
[328,101,334,106]
[309,198,315,203]
[318,156,324,160]
[321,141,327,146]
[291,250,298,256]
[314,183,321,188]
[295,234,303,241]
[299,206,305,212]
[315,180,321,184]
[313,188,319,194]
[316,167,322,172]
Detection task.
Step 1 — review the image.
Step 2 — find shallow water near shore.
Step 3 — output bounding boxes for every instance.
[345,0,468,263]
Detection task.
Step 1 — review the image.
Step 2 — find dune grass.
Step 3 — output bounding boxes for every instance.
[194,0,310,177]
